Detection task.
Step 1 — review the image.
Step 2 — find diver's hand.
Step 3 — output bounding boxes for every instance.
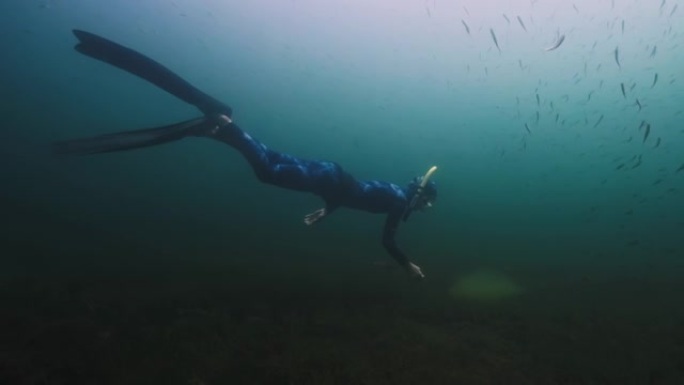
[304,208,326,225]
[407,262,425,279]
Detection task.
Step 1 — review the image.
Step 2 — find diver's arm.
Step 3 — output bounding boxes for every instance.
[382,212,425,279]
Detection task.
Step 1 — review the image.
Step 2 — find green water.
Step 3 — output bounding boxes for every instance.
[1,0,683,383]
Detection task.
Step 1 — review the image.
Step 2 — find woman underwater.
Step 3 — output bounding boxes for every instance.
[54,30,438,279]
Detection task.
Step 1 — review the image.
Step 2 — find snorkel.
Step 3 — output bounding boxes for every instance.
[402,165,438,222]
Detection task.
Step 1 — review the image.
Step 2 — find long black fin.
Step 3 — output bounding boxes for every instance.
[52,117,209,156]
[72,29,232,117]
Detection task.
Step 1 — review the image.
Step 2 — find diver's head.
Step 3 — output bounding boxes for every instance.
[402,176,438,221]
[411,177,437,211]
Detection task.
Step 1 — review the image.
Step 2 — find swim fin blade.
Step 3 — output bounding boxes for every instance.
[52,117,208,156]
[72,29,231,117]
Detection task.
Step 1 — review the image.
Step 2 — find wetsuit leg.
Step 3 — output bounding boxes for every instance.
[65,31,358,199]
[208,123,357,197]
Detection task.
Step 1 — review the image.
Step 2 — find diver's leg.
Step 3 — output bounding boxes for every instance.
[203,118,347,194]
[72,30,231,117]
[53,117,213,156]
[206,122,310,189]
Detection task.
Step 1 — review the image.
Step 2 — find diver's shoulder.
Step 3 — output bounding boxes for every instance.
[360,179,403,191]
[361,180,405,194]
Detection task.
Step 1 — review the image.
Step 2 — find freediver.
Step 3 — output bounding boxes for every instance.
[54,30,438,279]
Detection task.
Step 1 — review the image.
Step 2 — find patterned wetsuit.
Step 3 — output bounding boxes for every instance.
[208,121,413,267]
[55,30,418,269]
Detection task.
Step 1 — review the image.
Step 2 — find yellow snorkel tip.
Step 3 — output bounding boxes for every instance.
[402,165,438,222]
[420,166,438,187]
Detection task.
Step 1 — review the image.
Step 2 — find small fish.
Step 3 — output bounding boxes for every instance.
[660,0,666,10]
[490,28,501,52]
[461,20,470,35]
[650,45,657,58]
[672,4,679,16]
[544,34,565,51]
[643,124,651,142]
[620,83,626,98]
[616,163,625,170]
[503,14,510,24]
[555,113,559,123]
[651,73,658,88]
[524,123,531,134]
[632,154,642,169]
[621,20,625,34]
[639,120,647,130]
[654,137,661,148]
[677,163,684,173]
[630,82,636,91]
[653,179,663,185]
[573,4,579,12]
[535,111,540,123]
[517,16,527,32]
[536,93,540,106]
[593,114,604,128]
[614,47,621,69]
[635,99,642,111]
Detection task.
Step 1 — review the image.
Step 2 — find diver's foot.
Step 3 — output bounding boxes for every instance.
[211,114,232,134]
[205,114,232,135]
[191,114,233,137]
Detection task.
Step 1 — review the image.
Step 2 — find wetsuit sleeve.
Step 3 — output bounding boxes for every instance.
[382,211,409,268]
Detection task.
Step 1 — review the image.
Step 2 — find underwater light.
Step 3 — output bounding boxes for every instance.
[448,269,524,302]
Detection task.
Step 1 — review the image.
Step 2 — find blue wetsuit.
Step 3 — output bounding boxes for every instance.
[207,121,412,267]
[54,29,418,269]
